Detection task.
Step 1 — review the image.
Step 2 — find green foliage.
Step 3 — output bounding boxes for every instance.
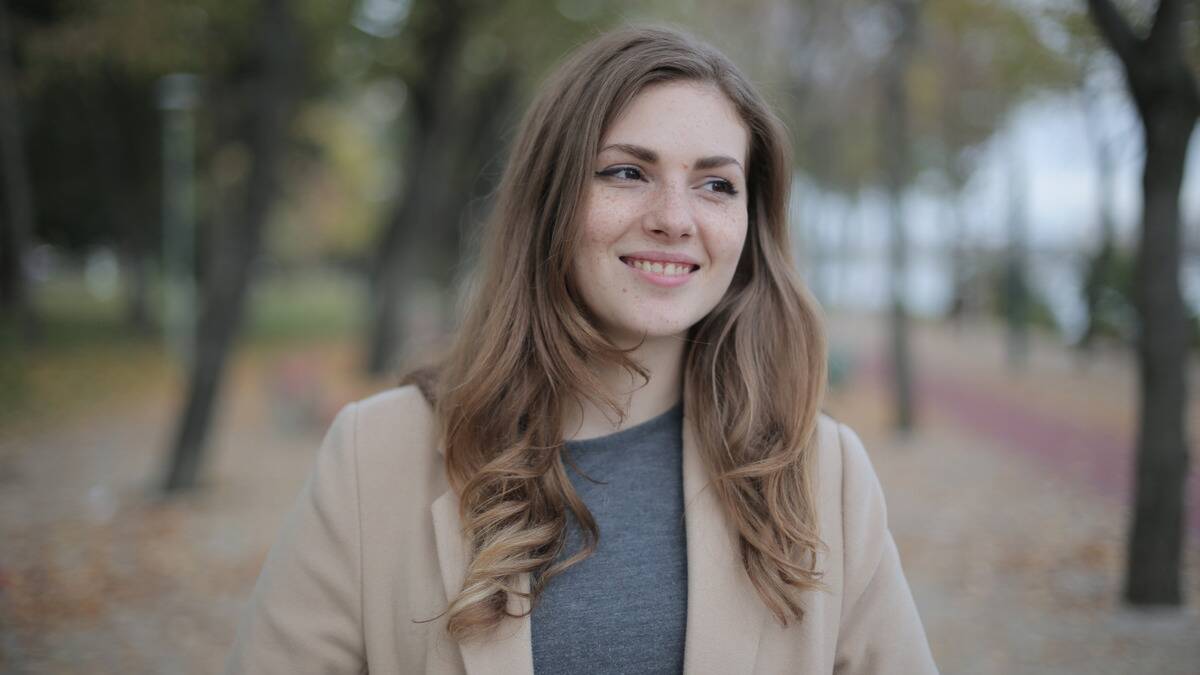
[988,265,1061,335]
[1076,245,1200,353]
[21,0,354,85]
[1080,243,1136,344]
[245,269,364,343]
[17,0,1176,337]
[15,0,358,258]
[268,101,385,264]
[678,0,1080,201]
[913,0,1076,193]
[364,0,624,101]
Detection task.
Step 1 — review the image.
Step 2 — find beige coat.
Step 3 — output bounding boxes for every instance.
[226,386,937,674]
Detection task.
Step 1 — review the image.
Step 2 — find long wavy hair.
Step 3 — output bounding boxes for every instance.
[412,25,828,641]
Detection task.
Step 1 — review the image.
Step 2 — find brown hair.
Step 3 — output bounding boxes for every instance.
[415,25,827,640]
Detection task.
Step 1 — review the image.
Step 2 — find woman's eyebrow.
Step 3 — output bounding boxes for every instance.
[601,143,745,174]
[601,143,658,163]
[694,155,744,173]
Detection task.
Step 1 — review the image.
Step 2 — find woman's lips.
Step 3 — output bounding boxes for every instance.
[619,255,698,287]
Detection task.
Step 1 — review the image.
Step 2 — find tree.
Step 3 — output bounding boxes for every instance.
[879,0,923,433]
[1039,5,1136,351]
[1075,49,1128,350]
[160,0,353,490]
[163,1,298,489]
[917,0,1073,331]
[0,1,39,339]
[1086,0,1197,605]
[164,0,357,487]
[364,0,478,376]
[17,2,181,333]
[363,0,622,376]
[746,0,1072,429]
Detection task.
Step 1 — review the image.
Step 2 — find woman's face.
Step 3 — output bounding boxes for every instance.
[571,81,750,346]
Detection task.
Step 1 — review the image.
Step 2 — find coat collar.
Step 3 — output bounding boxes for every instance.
[430,408,769,675]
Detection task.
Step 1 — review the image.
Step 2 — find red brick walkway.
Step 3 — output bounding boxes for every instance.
[851,317,1199,540]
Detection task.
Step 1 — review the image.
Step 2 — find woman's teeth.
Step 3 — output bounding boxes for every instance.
[626,258,693,276]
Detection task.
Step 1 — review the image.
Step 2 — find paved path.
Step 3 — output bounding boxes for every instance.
[843,314,1200,538]
[827,314,1200,675]
[2,327,1198,674]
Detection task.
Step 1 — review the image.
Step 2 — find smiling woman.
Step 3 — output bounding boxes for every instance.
[574,82,749,348]
[226,26,938,675]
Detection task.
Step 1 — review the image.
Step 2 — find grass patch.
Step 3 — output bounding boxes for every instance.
[244,270,365,345]
[0,268,366,433]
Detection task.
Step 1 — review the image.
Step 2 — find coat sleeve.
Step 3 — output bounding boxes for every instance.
[833,422,938,675]
[225,403,366,675]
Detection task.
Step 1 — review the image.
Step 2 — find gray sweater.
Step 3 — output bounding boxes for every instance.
[531,402,687,675]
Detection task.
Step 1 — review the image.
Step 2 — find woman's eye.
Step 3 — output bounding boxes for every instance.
[704,178,738,195]
[597,166,644,181]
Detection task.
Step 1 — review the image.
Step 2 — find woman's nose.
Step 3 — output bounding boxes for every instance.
[645,182,695,239]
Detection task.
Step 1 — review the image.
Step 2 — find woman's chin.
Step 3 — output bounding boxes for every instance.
[600,320,694,348]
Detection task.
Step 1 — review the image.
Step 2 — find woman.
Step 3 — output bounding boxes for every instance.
[227,26,937,674]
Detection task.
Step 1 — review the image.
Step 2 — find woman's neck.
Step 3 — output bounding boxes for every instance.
[561,334,686,442]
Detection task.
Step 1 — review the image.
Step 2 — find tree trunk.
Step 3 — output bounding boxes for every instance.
[0,2,38,338]
[1086,0,1197,606]
[937,35,972,331]
[945,191,969,327]
[1003,138,1028,369]
[163,0,299,492]
[367,67,517,375]
[1125,103,1193,604]
[89,71,155,335]
[1078,74,1119,350]
[121,239,154,333]
[880,0,921,434]
[366,127,433,376]
[365,0,469,376]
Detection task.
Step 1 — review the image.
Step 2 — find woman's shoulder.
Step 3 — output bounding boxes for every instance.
[352,383,436,430]
[334,385,443,480]
[808,415,937,671]
[810,413,898,595]
[810,412,888,530]
[811,412,875,480]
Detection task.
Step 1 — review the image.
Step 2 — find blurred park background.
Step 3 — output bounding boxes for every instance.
[1,0,1198,673]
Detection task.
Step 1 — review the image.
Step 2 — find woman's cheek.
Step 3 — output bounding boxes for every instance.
[710,219,748,269]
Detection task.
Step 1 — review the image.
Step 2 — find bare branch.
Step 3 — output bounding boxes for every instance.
[1085,0,1141,68]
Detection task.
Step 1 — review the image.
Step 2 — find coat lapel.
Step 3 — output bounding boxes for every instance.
[431,489,535,675]
[681,412,770,674]
[429,410,766,675]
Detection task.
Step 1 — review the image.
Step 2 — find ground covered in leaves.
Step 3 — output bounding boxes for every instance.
[1,317,1198,674]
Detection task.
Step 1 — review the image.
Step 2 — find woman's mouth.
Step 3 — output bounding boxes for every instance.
[619,256,699,287]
